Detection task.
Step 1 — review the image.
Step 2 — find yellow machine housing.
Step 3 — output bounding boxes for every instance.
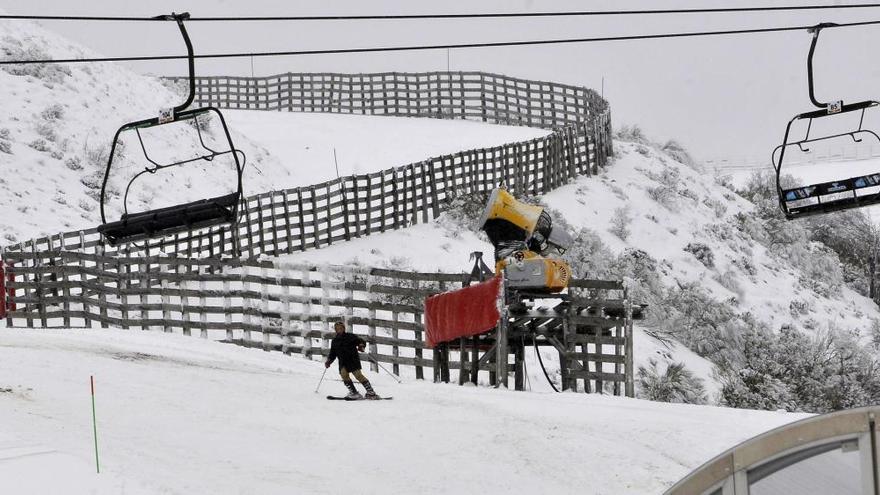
[496,250,571,293]
[479,188,544,236]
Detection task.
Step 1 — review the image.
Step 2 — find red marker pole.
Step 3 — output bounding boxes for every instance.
[90,376,100,474]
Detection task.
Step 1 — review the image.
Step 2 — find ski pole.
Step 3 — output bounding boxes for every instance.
[367,354,402,383]
[315,367,328,393]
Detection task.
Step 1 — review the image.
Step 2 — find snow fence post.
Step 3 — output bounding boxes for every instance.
[0,250,5,320]
[495,276,508,389]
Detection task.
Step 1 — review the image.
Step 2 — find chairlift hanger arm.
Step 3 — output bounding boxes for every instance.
[153,12,196,114]
[806,22,840,109]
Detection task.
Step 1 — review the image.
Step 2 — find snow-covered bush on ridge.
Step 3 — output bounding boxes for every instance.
[438,188,490,236]
[702,196,727,217]
[660,139,697,168]
[64,156,82,170]
[35,121,57,142]
[683,242,714,268]
[1,35,72,84]
[608,206,632,241]
[872,319,880,350]
[614,124,649,144]
[720,327,880,413]
[27,138,49,152]
[646,184,678,210]
[0,128,11,154]
[637,359,707,404]
[562,227,615,279]
[40,103,65,122]
[652,281,746,367]
[713,270,744,300]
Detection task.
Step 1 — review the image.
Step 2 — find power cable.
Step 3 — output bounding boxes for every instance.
[2,19,879,66]
[4,4,880,22]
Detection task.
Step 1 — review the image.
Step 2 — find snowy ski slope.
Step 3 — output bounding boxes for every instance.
[0,329,806,495]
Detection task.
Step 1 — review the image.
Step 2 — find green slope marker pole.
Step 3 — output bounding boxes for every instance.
[90,375,100,474]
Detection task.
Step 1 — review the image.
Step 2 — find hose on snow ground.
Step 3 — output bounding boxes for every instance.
[534,337,560,393]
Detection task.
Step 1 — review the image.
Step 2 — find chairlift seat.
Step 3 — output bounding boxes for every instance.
[773,25,880,220]
[782,172,880,218]
[98,192,239,245]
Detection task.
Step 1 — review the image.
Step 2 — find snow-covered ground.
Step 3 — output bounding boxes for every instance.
[224,110,548,187]
[0,328,806,495]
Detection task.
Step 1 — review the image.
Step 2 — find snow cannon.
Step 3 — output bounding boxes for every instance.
[478,188,572,292]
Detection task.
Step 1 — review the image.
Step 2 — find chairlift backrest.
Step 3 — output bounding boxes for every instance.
[773,24,880,219]
[96,13,244,247]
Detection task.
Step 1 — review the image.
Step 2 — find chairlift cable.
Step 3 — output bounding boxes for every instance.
[5,4,880,22]
[4,18,880,66]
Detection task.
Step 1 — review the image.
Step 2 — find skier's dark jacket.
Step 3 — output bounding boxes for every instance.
[327,332,366,372]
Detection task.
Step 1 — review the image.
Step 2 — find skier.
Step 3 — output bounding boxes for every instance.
[325,321,379,400]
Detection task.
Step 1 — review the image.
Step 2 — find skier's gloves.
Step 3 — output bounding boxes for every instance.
[357,344,366,352]
[324,361,331,368]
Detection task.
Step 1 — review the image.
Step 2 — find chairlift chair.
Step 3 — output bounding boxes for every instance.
[97,12,244,246]
[773,23,880,219]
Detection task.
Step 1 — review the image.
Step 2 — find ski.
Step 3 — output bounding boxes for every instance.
[326,395,393,401]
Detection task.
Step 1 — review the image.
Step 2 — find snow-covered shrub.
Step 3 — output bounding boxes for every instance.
[714,173,736,191]
[704,222,735,242]
[64,156,82,170]
[563,228,614,279]
[732,255,757,278]
[644,165,682,188]
[661,140,698,170]
[720,327,880,413]
[646,185,678,210]
[35,122,57,142]
[607,182,628,201]
[83,141,110,169]
[615,124,649,144]
[608,206,632,241]
[796,244,844,298]
[1,36,72,84]
[78,199,95,212]
[654,281,744,365]
[789,299,810,317]
[608,248,665,311]
[637,359,707,404]
[731,212,769,245]
[713,270,743,299]
[684,242,714,268]
[188,112,215,135]
[79,171,103,190]
[27,139,49,152]
[871,318,880,350]
[0,140,10,155]
[702,196,727,217]
[40,103,65,122]
[678,187,699,202]
[439,188,490,234]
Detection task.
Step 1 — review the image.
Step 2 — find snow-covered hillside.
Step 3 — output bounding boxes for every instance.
[0,19,546,244]
[286,139,880,401]
[0,328,806,495]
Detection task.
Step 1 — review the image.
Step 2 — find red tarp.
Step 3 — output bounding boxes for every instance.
[424,275,502,348]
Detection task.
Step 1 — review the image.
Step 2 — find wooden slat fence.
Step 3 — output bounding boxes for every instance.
[2,250,633,393]
[3,71,612,262]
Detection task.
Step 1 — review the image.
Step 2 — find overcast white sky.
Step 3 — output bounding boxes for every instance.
[3,0,880,162]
